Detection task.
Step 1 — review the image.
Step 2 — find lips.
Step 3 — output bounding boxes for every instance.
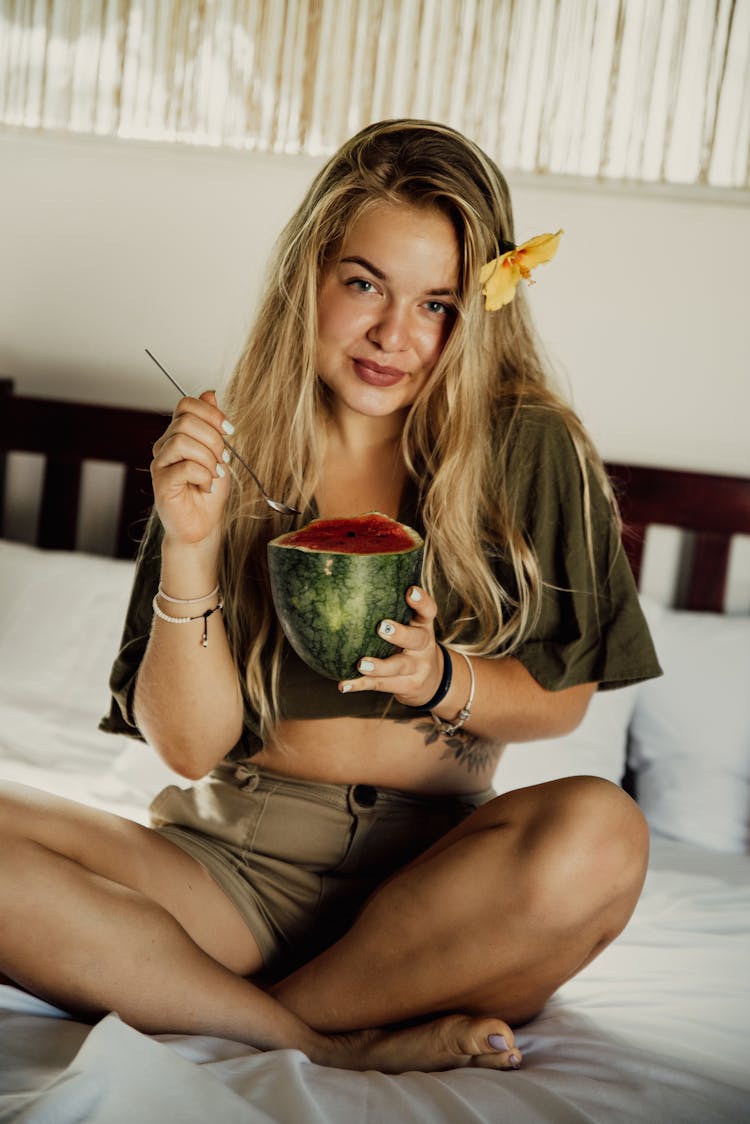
[352,357,407,387]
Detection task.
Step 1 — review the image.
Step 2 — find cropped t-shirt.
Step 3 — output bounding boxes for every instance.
[99,405,662,760]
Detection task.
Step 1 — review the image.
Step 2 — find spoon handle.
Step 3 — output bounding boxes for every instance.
[144,349,300,516]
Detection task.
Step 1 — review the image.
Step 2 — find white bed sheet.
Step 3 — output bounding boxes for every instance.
[0,536,748,1122]
[1,717,749,1123]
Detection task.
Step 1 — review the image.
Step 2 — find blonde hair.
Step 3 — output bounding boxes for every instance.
[218,119,617,740]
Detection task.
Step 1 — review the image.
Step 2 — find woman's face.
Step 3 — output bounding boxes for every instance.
[316,201,460,425]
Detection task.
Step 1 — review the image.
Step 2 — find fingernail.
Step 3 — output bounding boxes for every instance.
[488,1034,508,1051]
[379,621,395,637]
[358,659,374,672]
[340,682,353,694]
[222,419,235,435]
[509,1053,521,1068]
[409,588,422,602]
[222,449,231,463]
[210,480,217,495]
[216,463,226,478]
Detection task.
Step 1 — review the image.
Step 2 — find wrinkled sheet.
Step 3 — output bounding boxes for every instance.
[1,713,749,1121]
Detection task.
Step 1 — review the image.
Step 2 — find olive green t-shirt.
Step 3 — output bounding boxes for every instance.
[99,406,661,759]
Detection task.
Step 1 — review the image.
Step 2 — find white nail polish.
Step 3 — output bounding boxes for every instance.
[222,419,235,436]
[379,621,395,637]
[210,480,217,495]
[410,588,422,602]
[340,682,353,693]
[216,463,225,478]
[222,449,231,463]
[359,659,374,672]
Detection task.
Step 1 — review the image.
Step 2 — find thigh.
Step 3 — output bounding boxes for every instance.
[395,775,647,879]
[0,781,263,976]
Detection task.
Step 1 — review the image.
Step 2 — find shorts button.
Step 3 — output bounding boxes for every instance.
[352,783,377,808]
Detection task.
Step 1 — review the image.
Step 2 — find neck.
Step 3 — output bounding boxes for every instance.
[317,409,410,521]
[325,407,406,459]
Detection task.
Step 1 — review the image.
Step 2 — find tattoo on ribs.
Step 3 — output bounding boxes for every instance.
[394,716,500,775]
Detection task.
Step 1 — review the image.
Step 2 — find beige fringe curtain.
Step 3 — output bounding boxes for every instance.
[1,0,748,188]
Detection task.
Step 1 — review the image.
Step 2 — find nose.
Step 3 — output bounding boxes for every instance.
[367,302,410,353]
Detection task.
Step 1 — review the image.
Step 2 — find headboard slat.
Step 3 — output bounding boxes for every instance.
[621,523,646,585]
[38,458,81,551]
[684,531,732,613]
[117,466,153,559]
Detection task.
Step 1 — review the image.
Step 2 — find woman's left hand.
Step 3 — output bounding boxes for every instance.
[338,586,445,706]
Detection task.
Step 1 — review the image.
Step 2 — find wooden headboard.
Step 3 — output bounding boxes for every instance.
[0,379,167,559]
[1,381,749,611]
[605,462,750,612]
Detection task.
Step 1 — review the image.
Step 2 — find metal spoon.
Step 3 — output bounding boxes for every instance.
[145,349,300,516]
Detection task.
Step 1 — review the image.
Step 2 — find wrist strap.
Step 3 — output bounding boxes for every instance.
[431,650,476,736]
[157,582,220,605]
[402,642,453,711]
[152,594,224,648]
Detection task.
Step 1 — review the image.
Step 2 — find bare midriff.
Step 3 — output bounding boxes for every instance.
[254,716,500,796]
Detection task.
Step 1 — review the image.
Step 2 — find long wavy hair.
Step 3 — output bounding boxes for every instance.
[218,119,617,740]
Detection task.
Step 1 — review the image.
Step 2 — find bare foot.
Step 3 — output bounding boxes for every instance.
[313,1013,523,1073]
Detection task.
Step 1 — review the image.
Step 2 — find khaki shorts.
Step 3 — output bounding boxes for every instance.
[150,762,493,977]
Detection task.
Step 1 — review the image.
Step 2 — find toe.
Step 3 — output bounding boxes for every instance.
[470,1050,523,1071]
[444,1015,522,1069]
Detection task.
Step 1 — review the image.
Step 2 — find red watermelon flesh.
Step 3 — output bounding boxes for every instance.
[278,513,418,554]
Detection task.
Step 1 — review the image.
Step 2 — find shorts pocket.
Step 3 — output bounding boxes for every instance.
[149,778,265,852]
[248,785,350,870]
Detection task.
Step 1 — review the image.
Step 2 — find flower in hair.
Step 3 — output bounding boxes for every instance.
[480,230,563,311]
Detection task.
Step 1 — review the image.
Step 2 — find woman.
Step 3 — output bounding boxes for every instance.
[0,120,660,1073]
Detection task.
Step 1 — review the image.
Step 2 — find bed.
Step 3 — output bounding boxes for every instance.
[1,382,749,1123]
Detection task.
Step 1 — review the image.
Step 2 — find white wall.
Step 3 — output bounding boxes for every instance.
[2,126,748,476]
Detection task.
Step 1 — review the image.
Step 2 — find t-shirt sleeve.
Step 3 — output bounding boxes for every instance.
[494,408,662,692]
[98,513,163,739]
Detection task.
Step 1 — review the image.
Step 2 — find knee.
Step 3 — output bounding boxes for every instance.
[520,776,649,927]
[557,774,649,850]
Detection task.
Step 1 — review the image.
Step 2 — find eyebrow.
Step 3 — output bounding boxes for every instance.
[340,256,456,298]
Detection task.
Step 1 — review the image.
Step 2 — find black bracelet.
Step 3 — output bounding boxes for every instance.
[403,642,453,712]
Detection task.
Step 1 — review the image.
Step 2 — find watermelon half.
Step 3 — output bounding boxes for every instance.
[268,512,424,681]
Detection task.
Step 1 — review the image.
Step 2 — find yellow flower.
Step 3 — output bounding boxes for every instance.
[479,230,563,311]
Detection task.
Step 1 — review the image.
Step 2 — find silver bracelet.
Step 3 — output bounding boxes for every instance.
[431,650,475,736]
[157,582,220,605]
[152,594,224,648]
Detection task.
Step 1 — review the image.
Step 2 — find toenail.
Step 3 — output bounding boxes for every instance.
[509,1053,521,1068]
[488,1034,508,1051]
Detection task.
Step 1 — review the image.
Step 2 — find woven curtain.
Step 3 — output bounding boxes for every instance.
[1,0,748,187]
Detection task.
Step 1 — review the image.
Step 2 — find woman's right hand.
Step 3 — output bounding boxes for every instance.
[150,390,232,549]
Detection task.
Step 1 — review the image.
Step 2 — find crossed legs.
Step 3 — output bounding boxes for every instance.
[0,781,524,1071]
[0,775,648,1070]
[271,775,650,1030]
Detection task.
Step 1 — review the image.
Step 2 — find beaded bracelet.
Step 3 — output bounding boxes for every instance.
[152,594,224,648]
[402,642,453,712]
[157,582,220,605]
[430,650,476,736]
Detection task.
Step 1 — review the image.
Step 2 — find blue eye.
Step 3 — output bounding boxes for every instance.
[425,300,454,316]
[347,278,377,293]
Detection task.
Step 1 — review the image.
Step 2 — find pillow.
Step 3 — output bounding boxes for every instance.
[0,540,136,759]
[628,608,750,853]
[492,597,663,793]
[492,683,639,792]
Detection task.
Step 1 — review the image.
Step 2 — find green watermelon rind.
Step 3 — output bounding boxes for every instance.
[268,513,424,681]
